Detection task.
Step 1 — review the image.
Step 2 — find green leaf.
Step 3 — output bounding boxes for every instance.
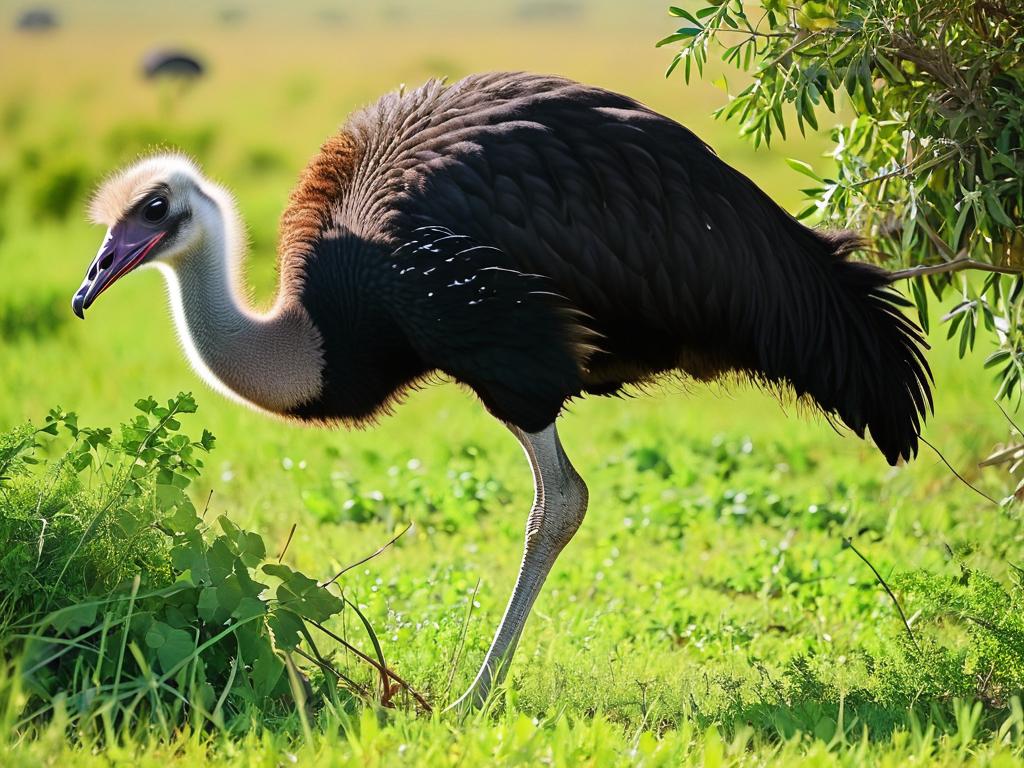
[166,503,201,535]
[135,396,158,414]
[199,429,216,451]
[216,576,245,616]
[233,597,266,621]
[173,393,198,414]
[218,563,267,618]
[874,53,905,84]
[218,515,267,567]
[207,538,239,584]
[47,602,99,634]
[771,101,786,138]
[655,27,701,47]
[785,158,821,181]
[795,203,819,220]
[858,56,875,112]
[266,608,306,651]
[197,587,227,624]
[243,632,286,698]
[952,202,973,250]
[171,530,209,583]
[665,52,683,79]
[911,277,930,334]
[984,190,1015,229]
[985,350,1012,369]
[799,88,818,131]
[145,622,195,674]
[668,6,702,26]
[262,563,343,622]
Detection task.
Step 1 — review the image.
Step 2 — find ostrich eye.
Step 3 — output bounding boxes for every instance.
[141,195,169,224]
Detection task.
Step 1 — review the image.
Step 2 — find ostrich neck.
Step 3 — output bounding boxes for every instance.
[162,231,324,414]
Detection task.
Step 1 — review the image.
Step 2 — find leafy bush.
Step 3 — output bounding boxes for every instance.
[696,559,1024,741]
[761,554,1024,723]
[0,394,425,736]
[660,0,1024,403]
[893,564,1024,706]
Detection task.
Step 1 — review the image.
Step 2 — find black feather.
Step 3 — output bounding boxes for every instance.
[285,72,930,462]
[386,227,587,431]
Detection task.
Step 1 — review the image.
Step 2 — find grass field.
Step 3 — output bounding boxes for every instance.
[2,2,1024,765]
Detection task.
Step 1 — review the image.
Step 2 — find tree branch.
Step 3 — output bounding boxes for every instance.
[759,29,827,71]
[888,258,1023,281]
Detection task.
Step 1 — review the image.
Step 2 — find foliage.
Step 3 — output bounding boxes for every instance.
[7,393,1024,754]
[894,563,1024,707]
[299,442,511,532]
[240,146,289,177]
[660,0,1024,403]
[0,291,67,343]
[0,395,416,735]
[102,121,219,164]
[26,160,91,221]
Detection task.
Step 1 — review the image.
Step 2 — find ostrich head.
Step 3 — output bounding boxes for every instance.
[73,153,235,318]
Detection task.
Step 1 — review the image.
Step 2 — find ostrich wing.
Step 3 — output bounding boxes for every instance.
[382,72,795,359]
[386,226,592,430]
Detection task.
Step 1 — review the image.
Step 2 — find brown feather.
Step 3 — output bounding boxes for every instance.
[277,130,363,295]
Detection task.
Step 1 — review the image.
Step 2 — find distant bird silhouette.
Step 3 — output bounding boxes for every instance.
[16,7,58,31]
[142,49,205,81]
[73,72,931,709]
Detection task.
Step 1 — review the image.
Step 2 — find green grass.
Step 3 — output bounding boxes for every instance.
[2,2,1024,765]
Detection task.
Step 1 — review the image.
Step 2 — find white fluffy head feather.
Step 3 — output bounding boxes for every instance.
[88,152,203,226]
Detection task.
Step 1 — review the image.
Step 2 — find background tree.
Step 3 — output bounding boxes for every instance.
[659,1,1024,407]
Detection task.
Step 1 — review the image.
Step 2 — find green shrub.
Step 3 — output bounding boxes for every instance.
[892,565,1024,706]
[747,557,1024,730]
[0,394,423,736]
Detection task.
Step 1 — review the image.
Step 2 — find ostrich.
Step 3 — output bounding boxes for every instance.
[72,72,931,709]
[142,50,206,81]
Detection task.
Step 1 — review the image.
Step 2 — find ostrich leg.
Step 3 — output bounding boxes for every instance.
[449,422,588,711]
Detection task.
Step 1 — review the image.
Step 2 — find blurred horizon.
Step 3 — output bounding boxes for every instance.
[1,0,828,194]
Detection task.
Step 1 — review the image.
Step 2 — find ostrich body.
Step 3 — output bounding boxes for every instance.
[74,72,931,709]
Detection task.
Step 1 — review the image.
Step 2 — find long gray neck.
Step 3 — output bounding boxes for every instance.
[160,225,324,415]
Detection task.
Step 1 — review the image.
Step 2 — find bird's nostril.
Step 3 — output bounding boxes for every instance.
[99,253,114,271]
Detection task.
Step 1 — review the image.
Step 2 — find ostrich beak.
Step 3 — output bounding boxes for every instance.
[72,224,166,319]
